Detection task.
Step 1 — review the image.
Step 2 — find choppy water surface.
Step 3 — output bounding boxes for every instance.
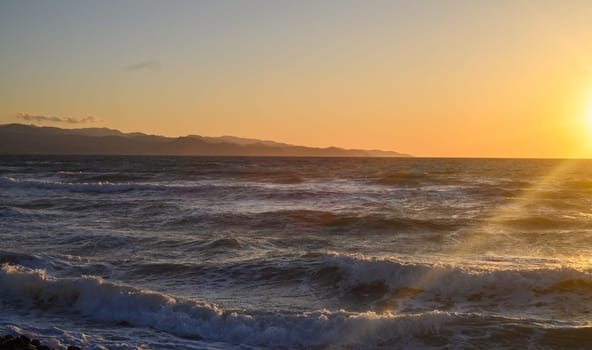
[1,156,592,349]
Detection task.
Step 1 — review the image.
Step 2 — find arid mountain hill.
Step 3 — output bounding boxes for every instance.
[0,124,410,157]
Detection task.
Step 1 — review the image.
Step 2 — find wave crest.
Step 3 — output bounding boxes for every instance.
[0,264,460,348]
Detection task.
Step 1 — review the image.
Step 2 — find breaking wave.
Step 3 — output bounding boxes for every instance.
[0,264,458,348]
[318,253,592,314]
[2,263,591,349]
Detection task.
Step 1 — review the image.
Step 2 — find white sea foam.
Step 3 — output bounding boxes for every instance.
[0,177,139,193]
[0,176,266,194]
[321,252,592,313]
[0,264,460,348]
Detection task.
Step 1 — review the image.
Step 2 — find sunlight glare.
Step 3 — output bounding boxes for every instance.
[585,98,592,131]
[584,90,592,135]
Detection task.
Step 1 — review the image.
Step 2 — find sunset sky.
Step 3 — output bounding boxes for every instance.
[2,1,592,158]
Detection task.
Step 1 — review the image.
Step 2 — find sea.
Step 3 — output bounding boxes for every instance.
[1,156,591,349]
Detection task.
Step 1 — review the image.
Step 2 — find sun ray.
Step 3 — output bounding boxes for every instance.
[392,147,592,314]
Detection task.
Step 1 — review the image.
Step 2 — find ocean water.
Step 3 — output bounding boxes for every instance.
[1,156,592,349]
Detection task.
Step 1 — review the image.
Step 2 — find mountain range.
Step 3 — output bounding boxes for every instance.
[0,124,409,157]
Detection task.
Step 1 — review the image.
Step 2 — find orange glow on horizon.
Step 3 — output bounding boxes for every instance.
[3,1,592,158]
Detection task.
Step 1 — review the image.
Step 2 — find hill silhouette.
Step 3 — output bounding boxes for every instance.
[0,124,410,157]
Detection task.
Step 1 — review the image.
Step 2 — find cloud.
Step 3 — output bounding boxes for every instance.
[17,113,101,124]
[123,60,161,71]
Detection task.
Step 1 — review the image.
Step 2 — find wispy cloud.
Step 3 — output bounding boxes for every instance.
[17,113,101,124]
[123,60,161,71]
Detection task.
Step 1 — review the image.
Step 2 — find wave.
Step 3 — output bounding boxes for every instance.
[259,210,464,233]
[464,185,523,198]
[0,175,309,195]
[0,177,140,193]
[0,251,49,270]
[202,237,244,250]
[318,253,592,313]
[91,250,592,316]
[2,263,591,349]
[0,176,240,194]
[563,179,592,190]
[0,251,116,280]
[165,210,465,235]
[172,166,307,185]
[250,170,304,184]
[371,171,432,186]
[500,215,588,231]
[77,173,147,183]
[0,264,459,348]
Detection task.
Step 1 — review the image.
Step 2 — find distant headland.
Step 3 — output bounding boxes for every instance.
[0,124,410,157]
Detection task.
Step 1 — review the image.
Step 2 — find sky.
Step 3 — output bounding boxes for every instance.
[2,0,592,158]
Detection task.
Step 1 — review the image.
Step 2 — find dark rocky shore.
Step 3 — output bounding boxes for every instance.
[0,334,81,350]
